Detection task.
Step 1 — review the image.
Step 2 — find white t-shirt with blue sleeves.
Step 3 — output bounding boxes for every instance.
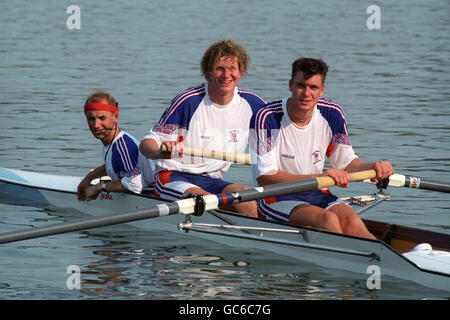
[103,131,154,193]
[145,83,266,178]
[250,98,358,180]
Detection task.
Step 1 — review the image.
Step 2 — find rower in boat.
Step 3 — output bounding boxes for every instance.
[77,91,154,201]
[139,40,266,217]
[250,58,394,239]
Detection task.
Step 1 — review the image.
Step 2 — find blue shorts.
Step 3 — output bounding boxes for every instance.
[258,190,344,223]
[154,171,233,200]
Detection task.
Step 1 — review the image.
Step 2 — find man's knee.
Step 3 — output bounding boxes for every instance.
[183,187,210,196]
[321,211,341,231]
[222,183,249,193]
[340,212,364,232]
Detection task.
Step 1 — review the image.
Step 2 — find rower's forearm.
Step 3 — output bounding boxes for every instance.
[103,180,130,193]
[344,158,372,173]
[81,165,107,184]
[139,139,162,160]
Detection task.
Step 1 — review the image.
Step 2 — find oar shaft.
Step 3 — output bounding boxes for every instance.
[0,202,181,244]
[365,173,450,193]
[207,170,377,207]
[184,147,250,165]
[402,174,450,193]
[0,170,377,244]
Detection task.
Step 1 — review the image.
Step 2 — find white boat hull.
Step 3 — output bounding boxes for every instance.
[0,167,449,291]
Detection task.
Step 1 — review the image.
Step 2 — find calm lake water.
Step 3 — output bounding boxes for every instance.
[0,0,449,300]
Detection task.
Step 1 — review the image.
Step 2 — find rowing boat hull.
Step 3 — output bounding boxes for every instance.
[1,167,449,291]
[0,167,213,235]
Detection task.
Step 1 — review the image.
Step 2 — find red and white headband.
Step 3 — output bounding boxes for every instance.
[84,102,119,114]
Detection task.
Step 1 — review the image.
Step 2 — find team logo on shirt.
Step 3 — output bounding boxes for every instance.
[228,130,239,143]
[312,150,322,164]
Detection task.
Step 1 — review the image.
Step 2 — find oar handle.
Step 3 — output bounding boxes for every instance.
[317,170,377,189]
[184,147,250,165]
[160,143,250,165]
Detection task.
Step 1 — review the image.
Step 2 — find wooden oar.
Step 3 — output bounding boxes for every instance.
[364,173,450,193]
[183,147,250,165]
[174,146,450,194]
[161,144,251,165]
[0,170,377,244]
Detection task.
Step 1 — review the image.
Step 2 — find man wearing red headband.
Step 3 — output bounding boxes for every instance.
[77,91,154,201]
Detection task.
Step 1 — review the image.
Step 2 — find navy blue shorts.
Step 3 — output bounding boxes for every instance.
[258,190,343,223]
[154,170,233,200]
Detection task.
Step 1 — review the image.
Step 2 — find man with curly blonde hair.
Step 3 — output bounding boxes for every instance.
[201,40,250,81]
[140,40,265,217]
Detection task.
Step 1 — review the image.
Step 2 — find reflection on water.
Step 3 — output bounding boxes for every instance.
[63,232,447,300]
[77,242,366,300]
